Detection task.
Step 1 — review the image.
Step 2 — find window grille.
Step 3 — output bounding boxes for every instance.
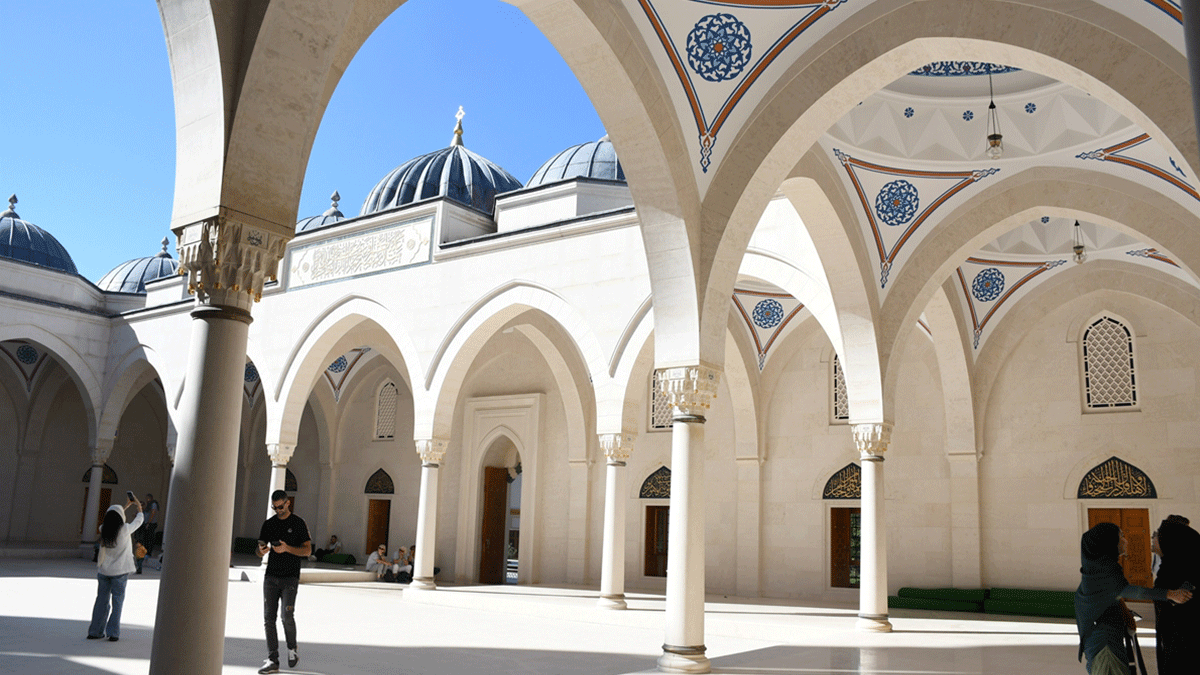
[649,370,673,430]
[376,382,398,438]
[832,354,849,421]
[1083,318,1137,409]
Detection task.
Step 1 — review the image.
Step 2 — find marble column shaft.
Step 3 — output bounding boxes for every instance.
[854,422,892,633]
[598,432,635,609]
[657,366,720,674]
[79,443,113,554]
[411,438,446,590]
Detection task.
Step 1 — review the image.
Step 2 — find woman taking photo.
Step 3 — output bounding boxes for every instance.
[87,496,142,641]
[1075,522,1191,674]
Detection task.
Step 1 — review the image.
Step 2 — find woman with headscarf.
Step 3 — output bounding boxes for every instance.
[1075,522,1191,675]
[1153,518,1200,674]
[87,496,142,641]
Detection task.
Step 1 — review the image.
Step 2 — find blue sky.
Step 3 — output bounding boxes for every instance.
[2,1,605,283]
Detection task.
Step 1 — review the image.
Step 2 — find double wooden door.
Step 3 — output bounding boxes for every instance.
[1088,508,1153,591]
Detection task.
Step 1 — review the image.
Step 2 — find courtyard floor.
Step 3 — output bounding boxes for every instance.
[0,556,1138,674]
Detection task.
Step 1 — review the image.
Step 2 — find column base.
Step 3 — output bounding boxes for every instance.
[597,593,627,610]
[856,614,893,632]
[409,577,437,590]
[658,645,710,673]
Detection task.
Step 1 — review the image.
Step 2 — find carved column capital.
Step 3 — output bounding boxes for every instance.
[853,422,892,461]
[599,432,636,465]
[89,443,113,466]
[266,443,295,466]
[165,444,176,466]
[174,214,289,309]
[656,365,721,419]
[415,438,448,466]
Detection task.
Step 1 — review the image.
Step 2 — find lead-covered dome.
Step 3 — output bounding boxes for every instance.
[359,109,522,216]
[527,136,625,187]
[98,238,180,293]
[297,191,346,233]
[0,195,78,274]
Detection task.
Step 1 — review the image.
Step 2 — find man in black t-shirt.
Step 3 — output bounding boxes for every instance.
[255,490,311,674]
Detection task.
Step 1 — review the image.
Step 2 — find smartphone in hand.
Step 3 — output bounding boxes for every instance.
[1181,581,1195,591]
[127,490,137,502]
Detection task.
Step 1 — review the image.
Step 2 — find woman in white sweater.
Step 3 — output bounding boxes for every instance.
[87,498,142,641]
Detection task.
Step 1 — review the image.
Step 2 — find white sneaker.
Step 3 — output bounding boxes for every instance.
[287,649,299,668]
[257,658,279,674]
[307,554,317,562]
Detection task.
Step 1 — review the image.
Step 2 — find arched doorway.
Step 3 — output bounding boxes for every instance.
[478,435,521,585]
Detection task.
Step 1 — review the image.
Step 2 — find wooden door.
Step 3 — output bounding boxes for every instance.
[365,499,390,554]
[80,487,111,535]
[479,467,509,584]
[644,505,669,577]
[831,507,861,588]
[1088,508,1153,593]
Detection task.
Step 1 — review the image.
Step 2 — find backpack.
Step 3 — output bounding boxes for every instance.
[382,568,395,583]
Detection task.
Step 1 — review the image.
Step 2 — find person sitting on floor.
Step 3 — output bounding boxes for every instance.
[365,544,397,580]
[310,535,342,562]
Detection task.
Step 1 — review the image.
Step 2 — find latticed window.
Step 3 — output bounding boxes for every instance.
[832,354,849,422]
[376,382,397,439]
[1083,317,1137,409]
[649,370,673,431]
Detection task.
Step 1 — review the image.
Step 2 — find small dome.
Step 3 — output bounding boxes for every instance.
[297,191,346,233]
[0,195,78,274]
[97,238,180,293]
[528,136,625,187]
[360,108,523,216]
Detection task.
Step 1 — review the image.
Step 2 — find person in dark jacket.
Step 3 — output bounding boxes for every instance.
[1153,518,1200,674]
[1075,522,1191,674]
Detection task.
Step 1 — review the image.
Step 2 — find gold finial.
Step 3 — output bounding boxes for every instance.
[451,106,465,147]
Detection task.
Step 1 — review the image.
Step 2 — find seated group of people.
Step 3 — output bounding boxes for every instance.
[366,543,414,582]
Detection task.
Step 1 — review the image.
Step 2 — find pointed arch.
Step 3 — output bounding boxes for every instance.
[1078,456,1157,499]
[823,463,861,500]
[1081,314,1138,410]
[640,466,671,499]
[364,468,394,495]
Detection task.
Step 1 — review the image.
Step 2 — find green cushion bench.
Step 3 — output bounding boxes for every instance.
[320,553,357,565]
[888,587,987,612]
[984,588,1075,618]
[232,537,258,555]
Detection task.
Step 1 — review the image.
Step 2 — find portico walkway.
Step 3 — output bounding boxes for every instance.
[0,557,1122,674]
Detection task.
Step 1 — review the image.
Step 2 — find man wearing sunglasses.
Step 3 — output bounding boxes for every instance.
[255,490,311,673]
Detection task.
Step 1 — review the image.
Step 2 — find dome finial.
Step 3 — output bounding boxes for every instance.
[451,106,465,147]
[1,194,17,219]
[157,237,171,258]
[330,190,340,209]
[322,190,345,218]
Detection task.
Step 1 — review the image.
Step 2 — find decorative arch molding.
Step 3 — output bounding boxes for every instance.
[822,463,861,500]
[0,325,101,445]
[81,463,118,485]
[423,282,604,440]
[640,466,671,499]
[364,468,394,495]
[603,303,655,438]
[1077,456,1157,499]
[97,352,166,446]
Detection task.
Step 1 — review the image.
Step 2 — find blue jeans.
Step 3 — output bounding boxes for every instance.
[88,573,128,638]
[263,575,299,659]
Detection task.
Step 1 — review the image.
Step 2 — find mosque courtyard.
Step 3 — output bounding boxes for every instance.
[0,556,1133,675]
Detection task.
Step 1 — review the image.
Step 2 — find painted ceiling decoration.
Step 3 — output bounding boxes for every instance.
[1144,0,1182,24]
[956,256,1065,350]
[908,62,1018,77]
[1077,133,1198,202]
[731,288,805,370]
[1126,248,1178,267]
[324,347,373,402]
[0,341,49,393]
[243,361,261,401]
[635,0,846,175]
[833,148,998,288]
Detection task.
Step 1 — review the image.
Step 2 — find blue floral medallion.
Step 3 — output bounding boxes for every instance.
[15,345,38,364]
[686,14,752,83]
[972,268,1005,302]
[1041,216,1050,223]
[1025,102,1036,114]
[904,107,914,118]
[874,180,920,227]
[328,355,348,373]
[962,110,974,121]
[752,299,784,329]
[244,363,259,383]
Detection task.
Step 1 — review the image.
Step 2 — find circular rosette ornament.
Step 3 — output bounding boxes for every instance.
[874,180,920,227]
[752,299,784,329]
[686,14,753,83]
[328,355,348,373]
[15,345,38,365]
[244,363,260,383]
[971,268,1005,302]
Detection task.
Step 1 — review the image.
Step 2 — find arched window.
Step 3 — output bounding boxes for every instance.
[1082,316,1137,409]
[365,468,395,494]
[648,369,672,431]
[285,469,298,492]
[376,382,398,439]
[81,464,119,485]
[831,354,849,422]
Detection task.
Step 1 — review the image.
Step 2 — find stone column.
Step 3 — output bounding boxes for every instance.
[948,453,982,588]
[853,422,892,633]
[657,366,720,674]
[598,432,635,609]
[149,215,287,675]
[411,438,447,590]
[79,442,114,556]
